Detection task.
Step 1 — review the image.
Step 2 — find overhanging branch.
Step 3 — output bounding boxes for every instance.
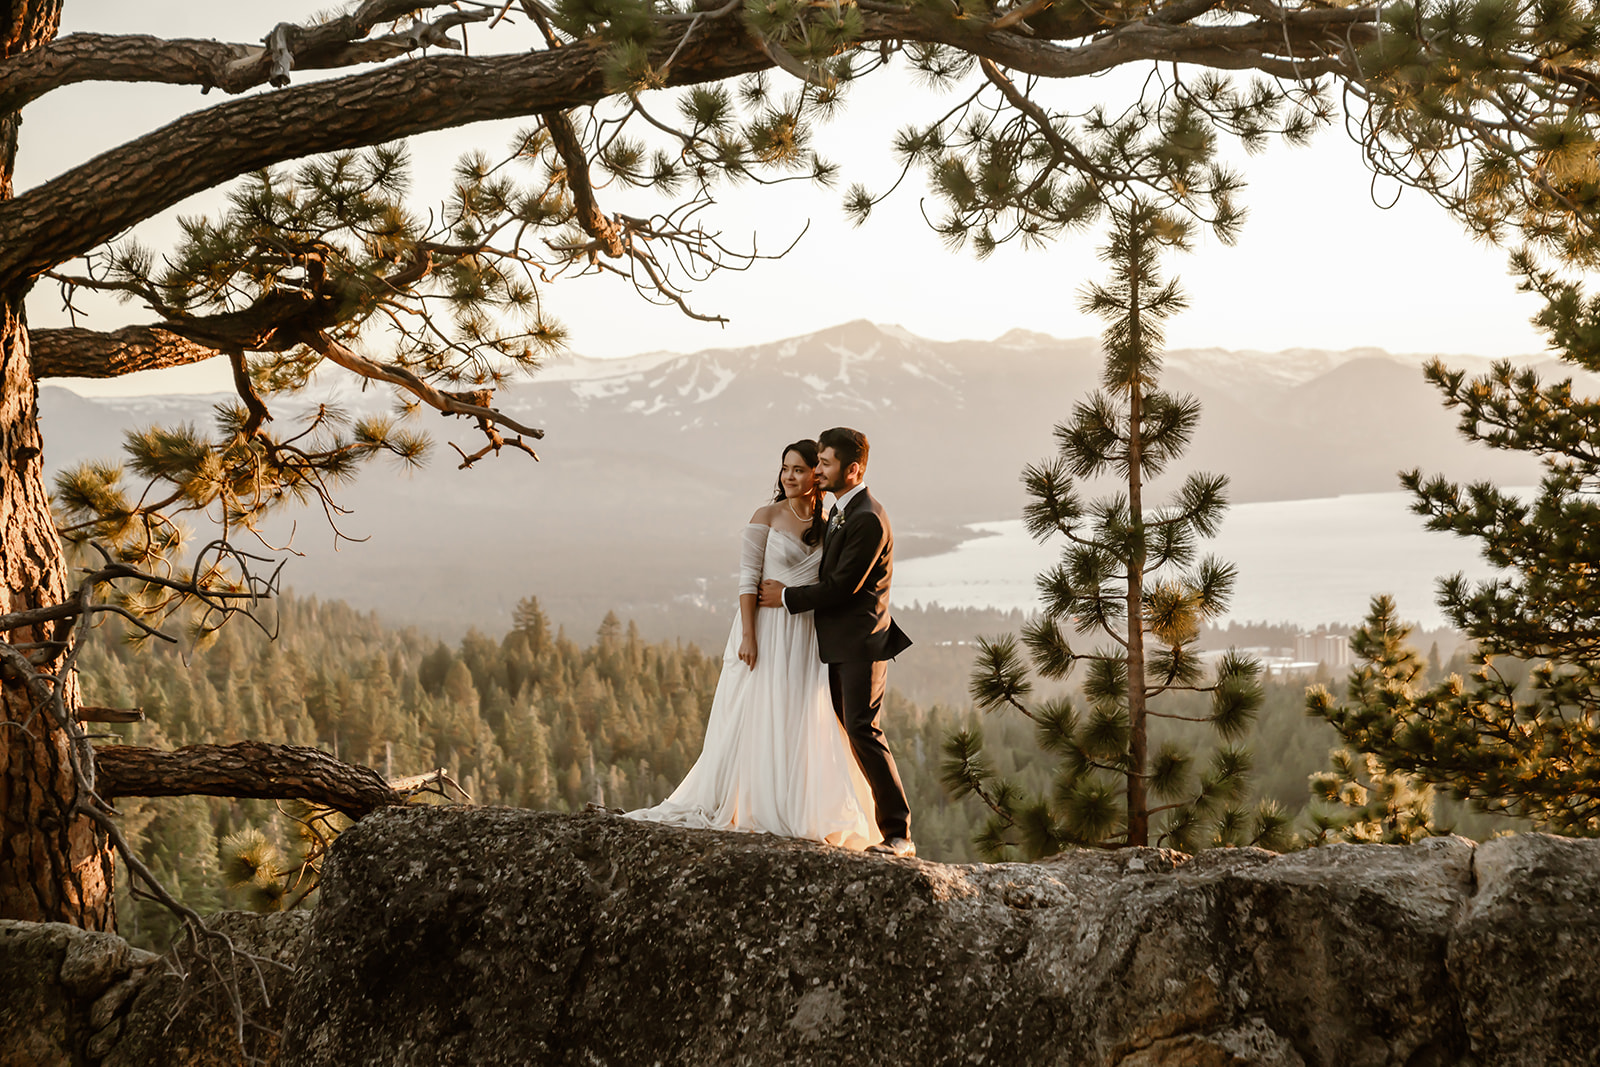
[0,6,1376,291]
[0,0,486,113]
[30,324,220,379]
[94,740,406,819]
[299,329,546,441]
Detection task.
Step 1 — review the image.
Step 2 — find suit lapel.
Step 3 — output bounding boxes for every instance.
[822,512,844,572]
[822,489,871,576]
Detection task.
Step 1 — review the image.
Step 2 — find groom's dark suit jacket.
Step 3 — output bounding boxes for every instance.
[785,487,912,663]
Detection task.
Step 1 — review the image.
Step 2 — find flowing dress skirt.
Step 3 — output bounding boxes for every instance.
[627,602,880,850]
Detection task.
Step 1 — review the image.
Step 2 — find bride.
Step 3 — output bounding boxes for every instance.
[625,439,881,849]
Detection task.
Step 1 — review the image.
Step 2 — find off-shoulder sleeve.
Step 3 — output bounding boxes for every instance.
[738,523,770,596]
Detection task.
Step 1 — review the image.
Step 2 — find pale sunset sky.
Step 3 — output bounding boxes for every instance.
[22,1,1553,397]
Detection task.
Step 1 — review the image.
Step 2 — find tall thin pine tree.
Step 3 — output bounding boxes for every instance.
[944,202,1282,856]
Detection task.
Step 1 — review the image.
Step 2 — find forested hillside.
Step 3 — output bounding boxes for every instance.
[82,595,992,944]
[81,593,1482,947]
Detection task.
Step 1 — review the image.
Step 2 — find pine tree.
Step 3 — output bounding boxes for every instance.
[512,596,554,662]
[1309,262,1600,835]
[943,202,1282,857]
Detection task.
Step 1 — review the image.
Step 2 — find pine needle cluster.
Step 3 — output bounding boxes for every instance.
[219,800,351,912]
[942,203,1285,858]
[1359,0,1600,265]
[849,51,1333,255]
[1309,748,1446,845]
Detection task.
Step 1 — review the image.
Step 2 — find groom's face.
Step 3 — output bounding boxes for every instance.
[817,447,860,494]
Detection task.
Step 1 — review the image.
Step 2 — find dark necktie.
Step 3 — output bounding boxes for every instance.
[828,504,839,523]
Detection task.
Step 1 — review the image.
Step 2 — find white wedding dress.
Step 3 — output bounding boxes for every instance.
[626,523,881,850]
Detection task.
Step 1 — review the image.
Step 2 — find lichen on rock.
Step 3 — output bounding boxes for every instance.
[7,811,1600,1066]
[278,808,1497,1066]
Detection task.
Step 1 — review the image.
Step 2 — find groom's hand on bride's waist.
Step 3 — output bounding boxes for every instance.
[757,580,786,608]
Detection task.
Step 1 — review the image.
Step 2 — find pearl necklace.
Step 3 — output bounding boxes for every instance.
[787,496,814,522]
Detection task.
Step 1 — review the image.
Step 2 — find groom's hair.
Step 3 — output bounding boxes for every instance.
[819,427,869,470]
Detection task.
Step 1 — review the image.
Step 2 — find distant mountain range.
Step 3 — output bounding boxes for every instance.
[38,321,1548,636]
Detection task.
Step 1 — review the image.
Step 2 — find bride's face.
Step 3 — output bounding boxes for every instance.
[780,451,817,499]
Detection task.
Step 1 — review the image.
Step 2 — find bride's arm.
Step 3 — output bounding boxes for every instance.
[738,593,759,669]
[737,513,772,669]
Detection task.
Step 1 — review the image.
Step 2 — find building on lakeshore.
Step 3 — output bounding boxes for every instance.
[1293,632,1352,669]
[1320,632,1352,669]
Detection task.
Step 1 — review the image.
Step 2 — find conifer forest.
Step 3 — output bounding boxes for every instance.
[80,590,1491,949]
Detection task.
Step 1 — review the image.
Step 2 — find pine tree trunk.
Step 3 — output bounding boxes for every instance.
[0,0,114,929]
[1123,233,1150,849]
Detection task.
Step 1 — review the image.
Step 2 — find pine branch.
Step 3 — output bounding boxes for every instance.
[299,330,545,441]
[0,5,1379,289]
[30,325,220,379]
[0,1,488,113]
[95,741,407,819]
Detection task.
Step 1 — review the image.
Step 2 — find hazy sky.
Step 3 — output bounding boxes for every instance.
[24,1,1552,398]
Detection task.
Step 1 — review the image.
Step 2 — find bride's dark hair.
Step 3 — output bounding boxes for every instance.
[774,439,826,546]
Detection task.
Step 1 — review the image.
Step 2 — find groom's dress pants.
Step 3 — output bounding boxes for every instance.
[829,659,911,841]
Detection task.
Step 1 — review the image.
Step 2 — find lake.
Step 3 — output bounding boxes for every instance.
[892,489,1519,629]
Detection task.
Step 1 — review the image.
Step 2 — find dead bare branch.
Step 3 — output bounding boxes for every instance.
[300,329,545,440]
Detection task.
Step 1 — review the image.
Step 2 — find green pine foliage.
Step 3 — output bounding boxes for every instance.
[1309,749,1445,845]
[941,203,1286,858]
[1301,598,1449,844]
[81,594,1005,947]
[49,140,576,637]
[1308,260,1600,836]
[1357,0,1600,266]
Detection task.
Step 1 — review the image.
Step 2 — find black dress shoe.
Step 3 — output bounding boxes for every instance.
[867,837,916,858]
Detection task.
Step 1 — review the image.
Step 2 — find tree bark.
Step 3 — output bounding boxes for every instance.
[29,323,219,378]
[0,0,112,934]
[94,741,405,819]
[0,292,113,927]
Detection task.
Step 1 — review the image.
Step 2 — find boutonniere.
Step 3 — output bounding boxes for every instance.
[828,510,845,531]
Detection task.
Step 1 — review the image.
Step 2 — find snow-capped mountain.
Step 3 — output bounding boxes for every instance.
[37,321,1541,633]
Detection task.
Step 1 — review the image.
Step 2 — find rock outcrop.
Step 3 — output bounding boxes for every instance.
[7,809,1600,1066]
[0,912,304,1067]
[103,911,307,1067]
[1447,833,1600,1066]
[281,808,1598,1066]
[0,919,157,1067]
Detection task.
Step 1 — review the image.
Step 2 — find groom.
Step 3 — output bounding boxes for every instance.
[758,427,915,857]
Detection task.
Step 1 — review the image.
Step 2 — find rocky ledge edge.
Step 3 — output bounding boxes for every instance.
[5,807,1598,1066]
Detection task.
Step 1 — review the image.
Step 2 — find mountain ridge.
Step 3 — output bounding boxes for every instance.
[39,320,1544,633]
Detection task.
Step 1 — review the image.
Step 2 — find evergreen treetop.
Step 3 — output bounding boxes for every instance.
[944,202,1283,857]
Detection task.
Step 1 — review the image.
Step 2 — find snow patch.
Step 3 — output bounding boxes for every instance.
[694,365,736,402]
[993,328,1062,348]
[826,341,879,386]
[627,395,671,415]
[571,378,634,400]
[537,349,681,382]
